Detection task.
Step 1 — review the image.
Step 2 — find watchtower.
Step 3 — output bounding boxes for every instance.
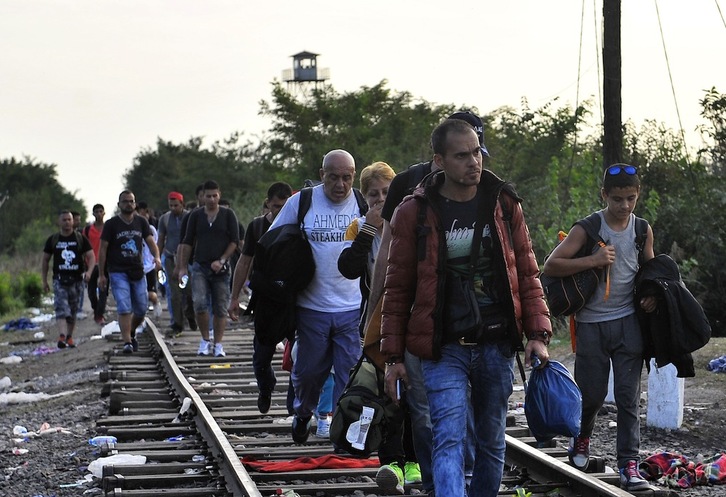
[282,51,330,96]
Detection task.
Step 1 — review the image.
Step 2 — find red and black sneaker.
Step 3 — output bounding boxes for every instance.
[65,336,75,348]
[57,334,67,349]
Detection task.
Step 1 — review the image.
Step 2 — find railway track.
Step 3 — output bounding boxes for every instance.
[93,317,672,497]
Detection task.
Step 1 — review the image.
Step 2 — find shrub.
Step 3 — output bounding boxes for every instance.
[0,272,22,316]
[15,272,43,308]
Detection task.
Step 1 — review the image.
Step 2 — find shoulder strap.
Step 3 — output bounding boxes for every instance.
[575,212,604,243]
[353,188,368,215]
[407,162,429,194]
[298,187,313,227]
[51,232,59,247]
[75,231,84,246]
[634,216,649,265]
[415,199,431,262]
[83,224,91,238]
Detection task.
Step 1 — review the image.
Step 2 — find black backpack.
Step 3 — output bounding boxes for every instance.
[247,187,368,346]
[540,213,649,317]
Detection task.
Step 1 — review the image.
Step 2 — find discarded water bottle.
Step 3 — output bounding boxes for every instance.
[89,435,118,446]
[157,269,167,286]
[179,274,189,289]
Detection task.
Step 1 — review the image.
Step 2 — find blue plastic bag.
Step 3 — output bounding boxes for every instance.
[525,360,582,443]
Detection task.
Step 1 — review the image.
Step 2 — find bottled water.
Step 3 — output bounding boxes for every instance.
[157,269,167,285]
[179,274,189,289]
[89,435,118,446]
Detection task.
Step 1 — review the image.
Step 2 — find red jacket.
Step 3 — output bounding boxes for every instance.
[380,170,551,361]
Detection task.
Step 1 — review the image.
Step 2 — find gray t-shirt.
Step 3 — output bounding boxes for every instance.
[577,211,639,323]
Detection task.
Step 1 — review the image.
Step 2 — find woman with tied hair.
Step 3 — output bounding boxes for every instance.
[338,161,421,494]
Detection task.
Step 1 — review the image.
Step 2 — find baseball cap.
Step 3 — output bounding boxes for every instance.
[168,191,184,202]
[448,110,490,157]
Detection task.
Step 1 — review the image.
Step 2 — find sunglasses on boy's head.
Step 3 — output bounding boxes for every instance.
[606,164,638,176]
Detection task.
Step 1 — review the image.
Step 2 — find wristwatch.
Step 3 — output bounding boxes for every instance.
[385,356,403,366]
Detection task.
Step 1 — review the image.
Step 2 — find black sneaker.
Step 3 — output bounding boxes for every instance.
[291,415,311,444]
[122,343,133,354]
[257,391,272,414]
[57,334,67,349]
[131,337,139,352]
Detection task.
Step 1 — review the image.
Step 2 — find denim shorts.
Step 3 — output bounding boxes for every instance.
[190,262,231,317]
[109,272,148,317]
[53,279,84,320]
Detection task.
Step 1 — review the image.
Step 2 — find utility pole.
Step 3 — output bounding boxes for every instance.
[602,0,622,168]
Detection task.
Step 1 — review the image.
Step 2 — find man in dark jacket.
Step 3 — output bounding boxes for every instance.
[380,119,551,497]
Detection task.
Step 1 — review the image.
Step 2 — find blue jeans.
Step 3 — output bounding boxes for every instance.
[404,350,434,492]
[109,272,148,317]
[421,341,514,497]
[292,307,361,419]
[316,372,335,416]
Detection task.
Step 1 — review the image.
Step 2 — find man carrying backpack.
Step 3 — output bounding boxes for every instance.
[268,149,366,444]
[42,210,95,348]
[542,164,655,492]
[228,181,293,413]
[380,119,551,497]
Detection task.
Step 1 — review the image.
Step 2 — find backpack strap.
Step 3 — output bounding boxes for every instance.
[353,188,369,216]
[634,216,649,265]
[573,212,607,258]
[297,187,313,234]
[415,199,430,262]
[406,161,431,194]
[83,224,91,239]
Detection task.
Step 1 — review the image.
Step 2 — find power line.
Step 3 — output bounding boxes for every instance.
[653,0,693,178]
[716,0,726,31]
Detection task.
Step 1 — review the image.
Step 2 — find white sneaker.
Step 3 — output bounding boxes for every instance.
[197,339,211,356]
[315,413,331,438]
[213,343,226,357]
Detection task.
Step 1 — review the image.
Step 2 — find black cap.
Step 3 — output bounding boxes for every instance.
[448,110,489,157]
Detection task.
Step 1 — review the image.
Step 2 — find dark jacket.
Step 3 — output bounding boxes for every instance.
[635,254,711,378]
[338,219,378,333]
[380,170,551,361]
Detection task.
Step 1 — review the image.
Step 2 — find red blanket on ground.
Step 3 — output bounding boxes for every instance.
[241,454,380,472]
[640,452,726,488]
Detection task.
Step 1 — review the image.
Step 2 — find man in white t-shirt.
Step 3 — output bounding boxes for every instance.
[269,149,365,443]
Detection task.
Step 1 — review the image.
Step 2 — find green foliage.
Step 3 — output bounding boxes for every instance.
[0,272,21,315]
[14,218,56,256]
[124,133,273,217]
[14,271,43,308]
[258,80,456,183]
[0,157,86,254]
[697,87,726,172]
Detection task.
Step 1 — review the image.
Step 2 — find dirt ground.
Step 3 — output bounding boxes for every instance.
[0,295,724,496]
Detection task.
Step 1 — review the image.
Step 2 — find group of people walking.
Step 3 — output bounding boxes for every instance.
[42,111,656,496]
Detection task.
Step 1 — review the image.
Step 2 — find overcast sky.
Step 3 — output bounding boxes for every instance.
[2,1,724,219]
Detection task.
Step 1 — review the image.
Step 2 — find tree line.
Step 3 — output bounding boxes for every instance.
[1,82,724,334]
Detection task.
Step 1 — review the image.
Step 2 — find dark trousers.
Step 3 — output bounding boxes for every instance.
[88,265,108,320]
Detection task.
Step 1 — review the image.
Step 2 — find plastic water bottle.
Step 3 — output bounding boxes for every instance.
[89,435,118,446]
[157,269,167,286]
[179,274,189,289]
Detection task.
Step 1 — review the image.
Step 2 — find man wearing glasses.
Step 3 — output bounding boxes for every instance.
[542,164,656,492]
[98,191,161,354]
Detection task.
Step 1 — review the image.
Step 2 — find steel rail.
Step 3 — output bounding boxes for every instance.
[146,320,262,497]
